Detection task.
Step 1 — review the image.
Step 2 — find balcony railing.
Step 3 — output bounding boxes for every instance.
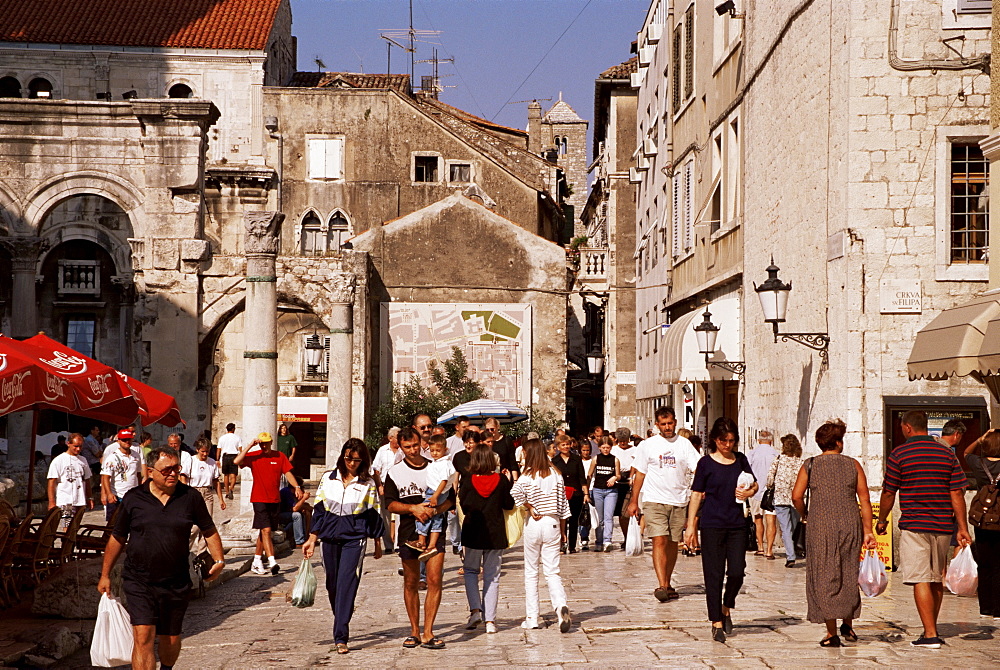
[57,260,100,296]
[578,247,608,282]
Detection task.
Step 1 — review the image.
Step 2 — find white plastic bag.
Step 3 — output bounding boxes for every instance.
[736,472,755,506]
[91,593,133,667]
[624,516,644,557]
[290,559,317,607]
[589,501,598,530]
[858,550,888,597]
[945,545,979,597]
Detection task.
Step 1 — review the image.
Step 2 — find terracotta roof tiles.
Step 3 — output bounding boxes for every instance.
[288,72,412,93]
[0,0,283,50]
[599,56,638,80]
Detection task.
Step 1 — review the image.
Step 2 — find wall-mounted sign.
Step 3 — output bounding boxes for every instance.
[880,279,921,314]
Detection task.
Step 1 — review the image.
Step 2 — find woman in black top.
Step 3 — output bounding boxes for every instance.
[453,430,482,491]
[966,429,1000,619]
[460,447,515,633]
[551,437,589,553]
[684,417,757,643]
[587,438,621,552]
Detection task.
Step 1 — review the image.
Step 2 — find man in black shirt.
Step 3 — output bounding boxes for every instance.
[484,418,519,480]
[98,446,225,670]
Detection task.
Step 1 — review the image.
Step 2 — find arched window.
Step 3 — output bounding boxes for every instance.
[300,213,323,256]
[328,212,350,250]
[559,137,568,155]
[168,83,193,99]
[0,76,21,98]
[27,77,52,99]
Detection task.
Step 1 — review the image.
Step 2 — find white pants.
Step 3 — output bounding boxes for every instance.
[522,515,567,620]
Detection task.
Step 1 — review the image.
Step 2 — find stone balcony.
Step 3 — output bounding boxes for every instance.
[577,247,608,285]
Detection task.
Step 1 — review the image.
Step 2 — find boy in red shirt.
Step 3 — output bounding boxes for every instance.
[234,431,303,574]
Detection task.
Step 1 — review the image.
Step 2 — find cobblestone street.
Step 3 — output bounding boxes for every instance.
[59,532,1000,669]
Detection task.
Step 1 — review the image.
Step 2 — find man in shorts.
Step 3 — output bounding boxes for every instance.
[611,426,637,548]
[234,431,302,575]
[217,422,242,500]
[877,410,972,649]
[626,406,700,602]
[98,446,225,670]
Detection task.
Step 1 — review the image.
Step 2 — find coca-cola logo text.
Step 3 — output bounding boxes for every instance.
[0,370,29,413]
[88,373,111,402]
[39,350,88,375]
[44,373,67,400]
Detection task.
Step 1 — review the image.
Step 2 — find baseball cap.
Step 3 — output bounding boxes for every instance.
[258,431,273,443]
[117,428,135,440]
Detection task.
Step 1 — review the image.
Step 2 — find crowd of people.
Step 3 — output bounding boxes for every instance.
[60,407,997,665]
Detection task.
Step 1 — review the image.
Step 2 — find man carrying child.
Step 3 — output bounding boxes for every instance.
[405,434,457,562]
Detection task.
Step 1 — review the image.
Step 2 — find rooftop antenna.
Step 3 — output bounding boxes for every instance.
[313,56,326,72]
[415,48,455,98]
[379,0,441,93]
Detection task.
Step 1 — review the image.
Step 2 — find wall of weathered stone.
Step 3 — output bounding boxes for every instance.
[742,0,992,479]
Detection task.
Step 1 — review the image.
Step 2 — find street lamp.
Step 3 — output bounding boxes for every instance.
[753,258,829,364]
[305,330,324,376]
[586,348,605,377]
[693,308,745,379]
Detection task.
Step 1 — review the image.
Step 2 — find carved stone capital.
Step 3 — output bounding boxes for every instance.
[244,212,284,255]
[329,273,356,303]
[3,237,46,272]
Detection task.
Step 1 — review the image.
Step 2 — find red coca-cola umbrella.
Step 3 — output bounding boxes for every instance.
[0,338,78,415]
[119,372,184,428]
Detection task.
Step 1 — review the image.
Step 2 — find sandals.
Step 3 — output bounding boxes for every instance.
[653,586,680,602]
[820,635,842,647]
[335,643,349,654]
[421,637,446,649]
[839,623,858,642]
[754,550,764,556]
[765,554,776,560]
[402,636,420,648]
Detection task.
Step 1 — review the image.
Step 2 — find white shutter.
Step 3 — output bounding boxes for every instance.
[307,139,325,179]
[671,173,681,258]
[325,139,343,179]
[683,162,694,251]
[957,0,992,14]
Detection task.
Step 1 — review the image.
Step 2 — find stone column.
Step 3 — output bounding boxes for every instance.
[325,274,356,470]
[240,212,284,513]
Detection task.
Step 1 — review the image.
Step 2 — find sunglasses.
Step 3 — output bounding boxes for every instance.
[344,457,363,463]
[153,465,182,476]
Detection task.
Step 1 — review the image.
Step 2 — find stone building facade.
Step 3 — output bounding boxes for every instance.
[529,97,590,237]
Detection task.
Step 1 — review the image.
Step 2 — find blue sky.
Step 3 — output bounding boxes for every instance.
[291,0,648,141]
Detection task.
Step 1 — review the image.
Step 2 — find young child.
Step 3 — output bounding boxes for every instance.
[406,434,456,561]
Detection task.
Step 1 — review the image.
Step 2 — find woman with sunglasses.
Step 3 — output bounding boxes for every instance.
[302,438,384,655]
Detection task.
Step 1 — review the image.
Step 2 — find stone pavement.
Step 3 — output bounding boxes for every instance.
[53,532,1000,669]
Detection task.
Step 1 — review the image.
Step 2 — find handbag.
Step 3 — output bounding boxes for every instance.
[794,457,814,558]
[745,501,758,552]
[504,506,526,548]
[969,455,1000,532]
[760,487,776,512]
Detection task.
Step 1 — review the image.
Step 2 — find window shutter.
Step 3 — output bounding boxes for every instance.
[672,173,682,257]
[684,7,694,101]
[957,0,992,14]
[684,162,694,251]
[307,139,325,179]
[325,139,343,179]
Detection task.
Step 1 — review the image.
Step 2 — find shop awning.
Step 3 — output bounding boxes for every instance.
[907,289,1000,381]
[277,396,327,423]
[660,296,741,384]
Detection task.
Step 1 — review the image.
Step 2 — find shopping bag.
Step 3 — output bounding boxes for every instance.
[624,515,644,557]
[589,501,599,529]
[945,545,979,597]
[505,506,526,548]
[90,593,133,667]
[289,559,317,608]
[858,550,888,597]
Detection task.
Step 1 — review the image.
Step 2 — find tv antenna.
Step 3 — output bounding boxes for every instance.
[507,98,552,105]
[379,0,441,92]
[415,48,455,97]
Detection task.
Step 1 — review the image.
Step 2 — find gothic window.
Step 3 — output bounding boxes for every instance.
[328,211,350,250]
[300,213,323,256]
[168,83,193,98]
[950,142,989,264]
[66,317,96,358]
[414,155,439,182]
[28,77,52,99]
[0,76,21,98]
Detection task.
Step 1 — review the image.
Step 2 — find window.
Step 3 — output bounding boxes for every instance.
[684,7,694,101]
[684,162,694,251]
[300,213,323,256]
[28,77,52,99]
[672,26,682,112]
[307,138,344,180]
[957,0,991,13]
[328,212,350,250]
[168,83,193,98]
[414,155,439,182]
[302,334,330,381]
[0,76,20,98]
[449,163,471,183]
[66,318,96,358]
[672,172,682,257]
[950,142,989,263]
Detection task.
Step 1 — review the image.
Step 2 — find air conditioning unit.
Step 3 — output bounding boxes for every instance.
[643,137,658,156]
[630,71,644,89]
[629,168,643,183]
[637,154,650,171]
[646,24,662,44]
[638,46,655,66]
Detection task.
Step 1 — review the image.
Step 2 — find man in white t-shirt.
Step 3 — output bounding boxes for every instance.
[47,432,93,529]
[611,426,638,547]
[626,406,700,603]
[446,417,470,457]
[217,422,243,500]
[100,427,144,522]
[372,426,404,553]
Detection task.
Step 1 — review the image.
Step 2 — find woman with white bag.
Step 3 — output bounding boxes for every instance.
[511,439,573,632]
[791,420,876,647]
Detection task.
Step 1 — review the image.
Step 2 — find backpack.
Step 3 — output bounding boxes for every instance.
[968,458,1000,532]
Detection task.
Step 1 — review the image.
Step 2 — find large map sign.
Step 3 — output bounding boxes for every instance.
[380,303,533,405]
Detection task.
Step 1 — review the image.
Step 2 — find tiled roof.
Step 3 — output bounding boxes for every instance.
[0,0,283,50]
[289,72,412,93]
[599,57,638,79]
[420,97,526,138]
[543,99,585,124]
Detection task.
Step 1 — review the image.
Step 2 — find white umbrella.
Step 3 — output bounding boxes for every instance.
[437,399,528,425]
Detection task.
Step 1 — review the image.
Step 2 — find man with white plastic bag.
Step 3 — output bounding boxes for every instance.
[97,446,226,670]
[91,593,133,667]
[876,410,972,649]
[945,546,979,597]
